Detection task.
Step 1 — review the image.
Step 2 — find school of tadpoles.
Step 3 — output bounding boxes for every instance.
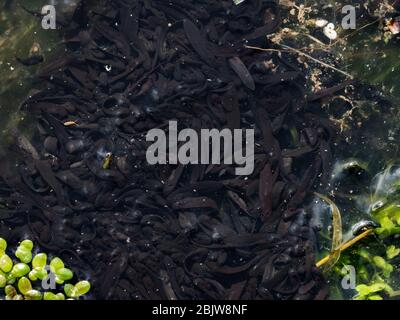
[0,0,390,300]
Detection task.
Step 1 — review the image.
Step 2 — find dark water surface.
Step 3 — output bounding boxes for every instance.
[0,0,76,149]
[1,0,400,300]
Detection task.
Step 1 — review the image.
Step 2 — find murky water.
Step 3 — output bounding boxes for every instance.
[1,0,400,300]
[0,0,76,148]
[309,3,400,299]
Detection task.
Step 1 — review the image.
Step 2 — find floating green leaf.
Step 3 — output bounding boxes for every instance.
[0,272,6,288]
[17,277,32,295]
[15,249,32,264]
[19,240,33,251]
[43,292,59,300]
[375,216,400,237]
[75,281,91,296]
[24,289,42,300]
[0,238,6,252]
[57,268,73,281]
[29,267,48,281]
[32,253,47,269]
[373,256,393,278]
[56,293,65,300]
[15,240,33,264]
[50,257,64,273]
[10,263,30,278]
[355,283,386,299]
[5,285,16,299]
[64,283,77,298]
[0,254,13,273]
[386,245,400,259]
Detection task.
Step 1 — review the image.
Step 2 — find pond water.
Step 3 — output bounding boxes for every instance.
[315,11,400,232]
[307,2,400,300]
[2,1,398,176]
[0,0,74,149]
[1,0,400,300]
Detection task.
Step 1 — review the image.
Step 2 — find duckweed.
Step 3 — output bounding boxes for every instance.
[64,281,90,298]
[0,254,13,273]
[0,237,91,300]
[17,277,32,295]
[43,292,65,300]
[11,263,30,278]
[15,240,33,264]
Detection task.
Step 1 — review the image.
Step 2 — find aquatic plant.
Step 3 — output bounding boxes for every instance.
[0,238,90,300]
[321,165,400,300]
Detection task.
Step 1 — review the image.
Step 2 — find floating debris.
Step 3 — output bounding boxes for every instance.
[387,18,400,35]
[63,120,79,127]
[102,152,113,170]
[315,19,328,27]
[323,23,338,40]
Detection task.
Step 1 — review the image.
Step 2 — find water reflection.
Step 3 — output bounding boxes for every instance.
[0,0,60,151]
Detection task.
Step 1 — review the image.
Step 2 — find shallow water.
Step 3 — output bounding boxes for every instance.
[1,0,400,300]
[0,0,71,149]
[282,0,400,299]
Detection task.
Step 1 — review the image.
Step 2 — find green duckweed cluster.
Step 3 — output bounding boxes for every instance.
[0,238,90,300]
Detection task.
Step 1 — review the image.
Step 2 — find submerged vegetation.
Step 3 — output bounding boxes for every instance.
[0,238,90,300]
[319,165,400,300]
[272,0,400,301]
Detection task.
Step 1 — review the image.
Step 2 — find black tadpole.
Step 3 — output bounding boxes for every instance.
[16,55,44,66]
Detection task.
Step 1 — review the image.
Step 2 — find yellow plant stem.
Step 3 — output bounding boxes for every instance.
[316,228,374,268]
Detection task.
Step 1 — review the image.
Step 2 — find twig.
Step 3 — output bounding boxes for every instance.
[316,228,374,268]
[327,0,399,48]
[280,43,353,78]
[328,18,381,48]
[244,46,287,53]
[244,44,353,78]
